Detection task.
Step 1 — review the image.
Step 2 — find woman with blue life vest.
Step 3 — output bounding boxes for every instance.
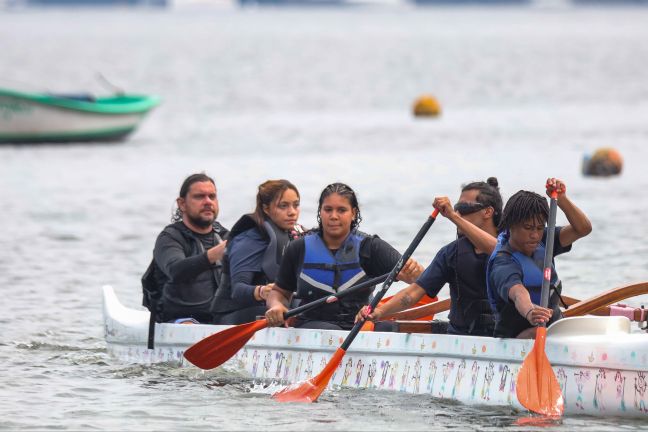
[486,178,592,339]
[264,182,424,330]
[215,179,304,325]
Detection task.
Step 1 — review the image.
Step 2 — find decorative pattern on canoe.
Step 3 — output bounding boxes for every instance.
[106,325,648,417]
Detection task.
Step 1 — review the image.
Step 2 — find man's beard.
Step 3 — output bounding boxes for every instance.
[187,212,214,229]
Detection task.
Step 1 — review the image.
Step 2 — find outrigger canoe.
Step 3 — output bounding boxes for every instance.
[0,87,159,143]
[103,284,648,418]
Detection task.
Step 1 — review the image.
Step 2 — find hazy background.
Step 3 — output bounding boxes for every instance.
[2,4,648,430]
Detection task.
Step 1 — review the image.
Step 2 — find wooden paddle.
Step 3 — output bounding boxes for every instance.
[563,281,648,318]
[515,189,564,417]
[184,273,390,370]
[387,279,648,331]
[272,209,439,403]
[388,298,451,321]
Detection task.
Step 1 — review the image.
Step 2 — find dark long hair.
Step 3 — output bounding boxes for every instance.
[498,190,549,232]
[461,176,503,228]
[316,183,362,232]
[251,179,300,230]
[172,173,215,222]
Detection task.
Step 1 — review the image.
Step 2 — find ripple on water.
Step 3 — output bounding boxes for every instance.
[14,340,106,354]
[3,8,648,432]
[45,233,83,242]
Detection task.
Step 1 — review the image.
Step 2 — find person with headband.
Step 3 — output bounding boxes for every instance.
[357,177,502,337]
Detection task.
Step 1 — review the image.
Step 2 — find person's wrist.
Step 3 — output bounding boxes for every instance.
[525,306,535,322]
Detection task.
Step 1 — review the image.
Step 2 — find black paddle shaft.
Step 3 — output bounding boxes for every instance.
[283,273,389,320]
[540,192,559,311]
[341,210,439,351]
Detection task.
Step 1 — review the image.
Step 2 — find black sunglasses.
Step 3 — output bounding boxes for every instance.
[454,201,487,215]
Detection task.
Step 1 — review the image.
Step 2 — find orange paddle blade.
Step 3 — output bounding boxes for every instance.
[514,416,562,427]
[183,319,268,370]
[516,327,564,417]
[272,348,346,403]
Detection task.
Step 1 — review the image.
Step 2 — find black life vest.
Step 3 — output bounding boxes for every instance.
[159,222,229,316]
[450,236,494,336]
[142,221,230,349]
[295,231,373,325]
[261,220,294,283]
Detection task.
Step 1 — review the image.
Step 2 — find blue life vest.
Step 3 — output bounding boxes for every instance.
[486,231,559,314]
[297,231,367,299]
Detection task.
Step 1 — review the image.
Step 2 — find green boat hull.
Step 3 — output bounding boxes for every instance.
[0,87,160,143]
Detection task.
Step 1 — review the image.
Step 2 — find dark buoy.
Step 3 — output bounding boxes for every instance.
[582,148,623,177]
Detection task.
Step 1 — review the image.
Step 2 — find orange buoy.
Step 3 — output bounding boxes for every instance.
[582,147,623,177]
[413,95,441,117]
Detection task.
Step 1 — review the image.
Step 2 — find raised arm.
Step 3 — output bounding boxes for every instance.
[546,178,592,247]
[433,196,497,254]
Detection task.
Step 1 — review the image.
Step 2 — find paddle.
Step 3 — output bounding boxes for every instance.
[183,273,389,370]
[390,279,648,324]
[563,281,648,318]
[272,209,439,403]
[515,188,564,417]
[389,297,451,321]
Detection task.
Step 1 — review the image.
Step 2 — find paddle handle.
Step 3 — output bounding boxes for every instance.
[540,190,559,314]
[341,209,439,351]
[283,273,389,320]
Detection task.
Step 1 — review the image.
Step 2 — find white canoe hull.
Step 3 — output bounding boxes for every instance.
[103,285,648,418]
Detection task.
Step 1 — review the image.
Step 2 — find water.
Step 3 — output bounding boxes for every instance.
[2,5,648,430]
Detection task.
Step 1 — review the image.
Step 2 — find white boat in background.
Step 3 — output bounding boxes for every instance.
[103,285,648,418]
[0,87,160,143]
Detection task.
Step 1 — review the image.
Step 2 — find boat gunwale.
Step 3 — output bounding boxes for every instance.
[103,285,648,373]
[0,87,161,114]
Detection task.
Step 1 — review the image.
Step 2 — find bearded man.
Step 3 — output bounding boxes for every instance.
[151,173,236,323]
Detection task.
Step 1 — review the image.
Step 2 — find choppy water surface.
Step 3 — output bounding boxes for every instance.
[1,5,648,430]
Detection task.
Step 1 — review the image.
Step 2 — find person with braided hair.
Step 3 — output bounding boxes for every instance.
[265,182,424,330]
[486,178,592,339]
[357,177,503,337]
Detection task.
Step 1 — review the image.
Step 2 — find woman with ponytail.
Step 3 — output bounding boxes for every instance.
[358,177,503,337]
[216,180,303,325]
